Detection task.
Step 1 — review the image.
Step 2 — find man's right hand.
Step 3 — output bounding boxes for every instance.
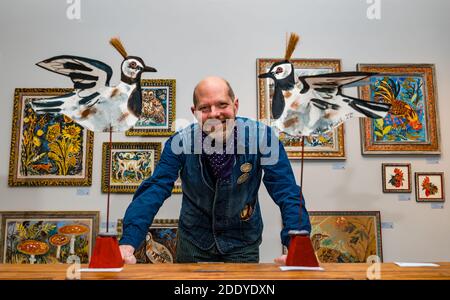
[119,245,137,264]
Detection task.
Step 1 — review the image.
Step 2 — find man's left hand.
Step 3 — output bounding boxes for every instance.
[274,254,287,265]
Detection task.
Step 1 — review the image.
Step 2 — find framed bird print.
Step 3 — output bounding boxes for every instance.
[117,218,178,264]
[282,211,383,263]
[415,172,445,202]
[102,142,161,193]
[0,211,99,264]
[8,88,94,187]
[126,79,176,137]
[382,163,412,193]
[358,64,440,155]
[257,58,345,160]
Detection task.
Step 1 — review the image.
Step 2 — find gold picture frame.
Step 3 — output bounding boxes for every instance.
[0,211,99,264]
[8,88,94,186]
[126,79,176,137]
[358,64,440,155]
[101,142,161,193]
[257,58,345,160]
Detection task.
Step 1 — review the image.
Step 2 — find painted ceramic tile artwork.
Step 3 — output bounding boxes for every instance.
[117,219,178,264]
[415,172,445,202]
[309,211,383,263]
[9,88,93,186]
[0,212,99,264]
[370,76,426,143]
[382,163,411,193]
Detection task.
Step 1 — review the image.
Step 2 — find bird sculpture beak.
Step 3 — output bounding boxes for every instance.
[143,65,157,72]
[258,72,273,79]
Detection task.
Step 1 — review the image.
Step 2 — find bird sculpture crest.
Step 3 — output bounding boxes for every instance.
[258,33,391,137]
[30,38,157,132]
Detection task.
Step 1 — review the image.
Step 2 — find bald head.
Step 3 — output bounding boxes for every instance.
[193,76,235,107]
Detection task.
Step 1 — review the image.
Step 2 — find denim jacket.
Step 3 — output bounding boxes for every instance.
[119,117,311,253]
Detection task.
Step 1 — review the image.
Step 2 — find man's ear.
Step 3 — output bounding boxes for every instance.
[234,98,239,113]
[191,106,195,115]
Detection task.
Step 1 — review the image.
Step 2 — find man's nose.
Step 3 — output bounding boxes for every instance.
[208,106,220,118]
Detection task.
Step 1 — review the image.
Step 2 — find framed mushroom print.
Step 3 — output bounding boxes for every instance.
[8,88,94,186]
[415,172,445,202]
[0,211,99,264]
[382,163,412,193]
[357,64,440,155]
[102,142,161,193]
[257,59,345,160]
[283,211,383,263]
[117,219,178,264]
[126,79,176,137]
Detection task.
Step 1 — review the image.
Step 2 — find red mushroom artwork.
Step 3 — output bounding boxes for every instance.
[17,240,49,264]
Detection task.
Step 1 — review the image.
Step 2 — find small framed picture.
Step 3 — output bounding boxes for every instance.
[382,163,412,193]
[415,172,445,202]
[102,142,161,193]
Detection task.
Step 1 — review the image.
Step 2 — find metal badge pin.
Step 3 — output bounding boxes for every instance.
[237,173,250,185]
[240,163,252,173]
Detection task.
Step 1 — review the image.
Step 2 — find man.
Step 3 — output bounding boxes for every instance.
[119,76,311,264]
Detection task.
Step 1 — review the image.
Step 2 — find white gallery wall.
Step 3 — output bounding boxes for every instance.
[0,0,448,263]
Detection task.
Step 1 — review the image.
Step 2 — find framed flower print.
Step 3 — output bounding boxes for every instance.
[382,163,412,193]
[8,88,94,186]
[415,172,445,202]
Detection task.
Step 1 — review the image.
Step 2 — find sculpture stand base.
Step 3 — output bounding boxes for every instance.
[88,232,124,269]
[286,231,319,267]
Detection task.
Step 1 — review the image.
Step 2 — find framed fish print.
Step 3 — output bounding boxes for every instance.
[257,59,345,160]
[358,64,440,155]
[117,219,178,264]
[126,79,176,137]
[8,88,94,186]
[102,142,161,193]
[0,211,99,264]
[415,172,445,202]
[382,163,412,193]
[283,211,383,263]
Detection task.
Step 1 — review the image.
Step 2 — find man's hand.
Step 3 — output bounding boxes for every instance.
[119,245,136,264]
[274,254,287,265]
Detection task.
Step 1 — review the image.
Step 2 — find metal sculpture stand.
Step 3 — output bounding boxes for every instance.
[285,136,319,267]
[89,126,124,269]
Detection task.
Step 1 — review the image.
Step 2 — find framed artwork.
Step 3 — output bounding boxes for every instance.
[8,88,94,186]
[283,211,383,263]
[126,79,176,137]
[0,211,99,264]
[357,64,440,155]
[172,177,182,194]
[257,58,345,160]
[382,163,412,193]
[102,142,161,193]
[415,172,445,202]
[117,219,178,264]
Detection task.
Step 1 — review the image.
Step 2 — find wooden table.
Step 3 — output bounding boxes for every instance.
[0,263,449,280]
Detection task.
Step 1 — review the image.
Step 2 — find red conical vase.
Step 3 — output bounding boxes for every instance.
[286,230,319,267]
[89,233,124,268]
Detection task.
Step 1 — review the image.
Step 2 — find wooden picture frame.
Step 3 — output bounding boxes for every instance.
[283,211,383,263]
[0,211,99,264]
[8,88,94,186]
[382,163,412,193]
[358,64,440,155]
[415,172,445,202]
[117,218,178,264]
[126,79,176,137]
[257,58,345,160]
[102,142,161,193]
[172,177,182,194]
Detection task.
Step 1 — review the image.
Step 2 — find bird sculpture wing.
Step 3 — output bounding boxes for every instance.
[36,55,113,101]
